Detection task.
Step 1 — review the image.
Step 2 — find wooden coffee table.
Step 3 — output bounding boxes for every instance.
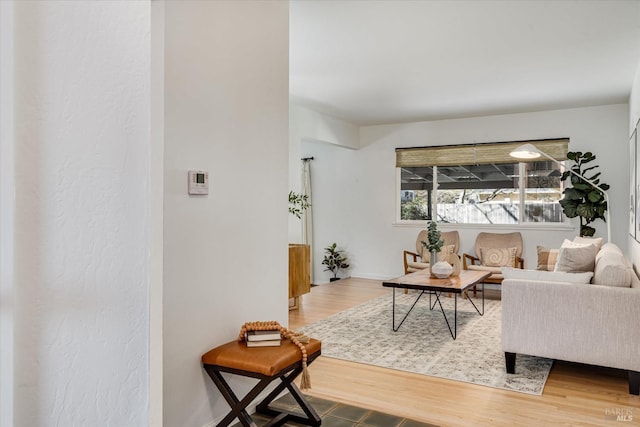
[382,270,491,339]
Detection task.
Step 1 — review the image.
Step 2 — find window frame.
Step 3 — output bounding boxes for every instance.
[395,140,570,228]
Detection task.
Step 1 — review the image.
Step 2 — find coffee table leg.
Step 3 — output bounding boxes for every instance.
[465,282,485,316]
[392,289,426,332]
[454,294,457,340]
[392,287,396,326]
[431,291,457,340]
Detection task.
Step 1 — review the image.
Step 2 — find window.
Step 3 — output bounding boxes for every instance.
[397,139,568,224]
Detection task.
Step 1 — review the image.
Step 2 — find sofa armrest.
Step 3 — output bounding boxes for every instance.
[502,279,640,372]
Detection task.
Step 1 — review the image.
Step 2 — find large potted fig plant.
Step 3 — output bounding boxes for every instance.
[558,151,609,237]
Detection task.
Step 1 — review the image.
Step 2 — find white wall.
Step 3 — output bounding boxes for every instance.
[628,55,640,267]
[163,2,289,427]
[8,2,151,426]
[0,2,15,426]
[300,105,629,282]
[288,104,359,243]
[150,1,165,425]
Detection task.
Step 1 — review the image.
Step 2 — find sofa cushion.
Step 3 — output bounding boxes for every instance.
[536,246,559,271]
[572,236,604,252]
[595,242,623,263]
[593,243,632,287]
[554,239,597,273]
[480,246,517,267]
[502,267,593,284]
[632,269,640,289]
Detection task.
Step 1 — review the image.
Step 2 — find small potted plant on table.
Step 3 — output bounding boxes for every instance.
[421,221,444,274]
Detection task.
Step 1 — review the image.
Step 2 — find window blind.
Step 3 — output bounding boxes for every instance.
[395,138,569,168]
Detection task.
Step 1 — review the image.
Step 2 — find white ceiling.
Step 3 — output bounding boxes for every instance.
[290,0,640,126]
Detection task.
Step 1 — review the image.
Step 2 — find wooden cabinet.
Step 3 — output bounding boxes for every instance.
[289,244,310,299]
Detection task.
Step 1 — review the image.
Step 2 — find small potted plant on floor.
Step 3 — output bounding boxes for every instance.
[322,242,350,282]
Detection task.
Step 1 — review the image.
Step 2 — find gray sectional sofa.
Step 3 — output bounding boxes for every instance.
[501,242,640,394]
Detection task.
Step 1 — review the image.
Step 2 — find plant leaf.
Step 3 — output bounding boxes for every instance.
[562,187,584,200]
[576,204,596,220]
[587,191,602,202]
[572,183,591,191]
[559,198,579,217]
[581,226,596,237]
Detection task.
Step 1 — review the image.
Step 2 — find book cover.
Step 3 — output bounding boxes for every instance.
[246,339,282,347]
[246,330,282,342]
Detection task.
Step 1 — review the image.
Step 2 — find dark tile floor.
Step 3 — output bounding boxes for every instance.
[230,393,438,427]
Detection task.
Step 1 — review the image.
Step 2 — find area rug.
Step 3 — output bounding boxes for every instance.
[299,292,553,395]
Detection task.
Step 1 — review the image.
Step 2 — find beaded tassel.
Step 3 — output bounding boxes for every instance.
[238,321,312,390]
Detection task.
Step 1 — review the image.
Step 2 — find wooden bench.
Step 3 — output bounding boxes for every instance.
[202,338,322,427]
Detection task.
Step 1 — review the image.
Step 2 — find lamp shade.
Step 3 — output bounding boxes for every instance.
[510,143,542,159]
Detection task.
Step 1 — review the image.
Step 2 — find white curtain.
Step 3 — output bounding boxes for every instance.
[302,159,314,283]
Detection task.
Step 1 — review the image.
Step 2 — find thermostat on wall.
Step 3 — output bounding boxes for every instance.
[188,170,209,195]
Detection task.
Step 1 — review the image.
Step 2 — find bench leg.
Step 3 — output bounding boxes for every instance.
[204,365,269,427]
[629,370,640,395]
[256,365,321,427]
[505,352,516,374]
[204,363,321,427]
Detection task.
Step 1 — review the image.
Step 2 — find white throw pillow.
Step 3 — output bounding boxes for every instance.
[502,267,593,284]
[554,240,597,273]
[572,236,603,252]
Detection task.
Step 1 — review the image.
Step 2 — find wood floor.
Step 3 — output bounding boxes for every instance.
[290,277,640,427]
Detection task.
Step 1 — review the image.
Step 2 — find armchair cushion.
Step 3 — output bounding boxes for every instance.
[438,244,456,261]
[480,246,517,267]
[473,232,523,260]
[466,265,503,274]
[419,244,456,263]
[406,260,430,272]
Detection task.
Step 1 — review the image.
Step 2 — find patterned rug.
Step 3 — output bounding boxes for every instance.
[299,291,553,395]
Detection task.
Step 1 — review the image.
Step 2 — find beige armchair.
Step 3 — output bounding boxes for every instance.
[463,232,524,289]
[403,230,460,274]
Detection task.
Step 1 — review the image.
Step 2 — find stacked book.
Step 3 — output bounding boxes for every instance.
[245,330,282,347]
